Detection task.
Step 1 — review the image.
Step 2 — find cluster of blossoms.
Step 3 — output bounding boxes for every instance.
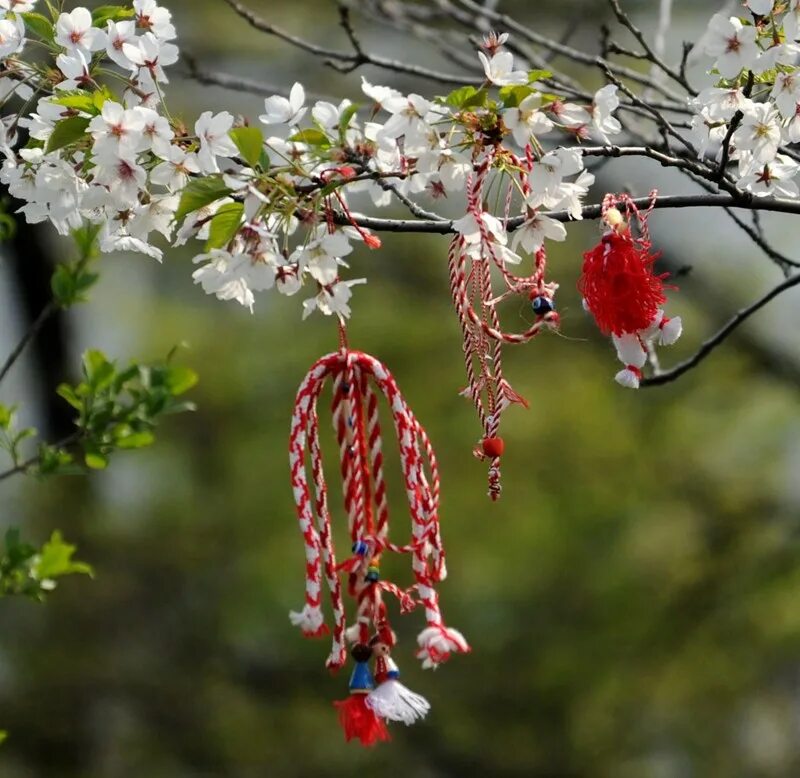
[694,0,800,197]
[0,4,623,320]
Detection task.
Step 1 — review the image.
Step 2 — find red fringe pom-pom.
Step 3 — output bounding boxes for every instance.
[579,230,667,336]
[334,694,390,747]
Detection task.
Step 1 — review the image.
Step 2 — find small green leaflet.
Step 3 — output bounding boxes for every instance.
[36,531,93,579]
[205,202,244,251]
[528,69,553,84]
[498,85,534,109]
[338,103,360,139]
[91,5,136,27]
[441,86,489,110]
[287,128,331,147]
[21,12,53,40]
[46,117,91,154]
[229,126,264,169]
[174,176,233,223]
[164,365,199,396]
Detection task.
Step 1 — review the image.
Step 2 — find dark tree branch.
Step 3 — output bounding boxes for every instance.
[643,272,800,386]
[717,70,754,182]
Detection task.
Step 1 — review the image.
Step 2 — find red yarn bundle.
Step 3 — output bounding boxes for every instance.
[334,694,390,746]
[579,229,668,336]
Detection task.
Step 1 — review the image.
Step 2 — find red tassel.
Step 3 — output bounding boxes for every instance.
[579,230,667,337]
[334,694,390,746]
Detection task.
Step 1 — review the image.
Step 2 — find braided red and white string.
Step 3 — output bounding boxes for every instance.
[289,345,469,673]
[449,147,559,499]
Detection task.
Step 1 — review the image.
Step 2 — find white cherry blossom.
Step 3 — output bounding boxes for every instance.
[260,82,306,126]
[55,8,106,56]
[478,50,527,86]
[195,111,238,174]
[503,93,554,147]
[703,15,759,79]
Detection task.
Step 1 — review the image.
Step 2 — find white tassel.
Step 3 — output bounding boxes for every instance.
[366,681,431,725]
[615,367,641,389]
[345,623,361,644]
[638,309,664,341]
[416,625,469,669]
[659,316,682,346]
[288,604,324,635]
[612,332,647,368]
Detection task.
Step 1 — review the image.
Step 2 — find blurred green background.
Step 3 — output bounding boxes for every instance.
[3,1,800,776]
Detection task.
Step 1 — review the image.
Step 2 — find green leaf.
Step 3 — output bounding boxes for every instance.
[51,264,75,306]
[443,85,476,108]
[84,448,108,470]
[0,731,6,745]
[37,444,75,476]
[46,116,91,154]
[205,202,244,251]
[51,93,98,114]
[56,383,83,411]
[174,176,232,223]
[229,126,264,168]
[0,404,11,430]
[462,88,489,110]
[499,85,534,108]
[165,365,199,396]
[91,5,136,26]
[527,69,553,84]
[21,12,54,41]
[338,103,360,137]
[115,430,156,449]
[287,128,331,147]
[35,532,93,580]
[83,350,115,391]
[71,222,102,259]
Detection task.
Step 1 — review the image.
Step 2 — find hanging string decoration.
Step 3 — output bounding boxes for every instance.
[449,147,560,501]
[288,340,469,746]
[579,191,683,389]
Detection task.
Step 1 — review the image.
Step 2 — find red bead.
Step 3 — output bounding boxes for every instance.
[481,437,505,458]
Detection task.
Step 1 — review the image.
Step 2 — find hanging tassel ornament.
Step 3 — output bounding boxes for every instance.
[366,633,431,726]
[288,329,469,746]
[334,643,390,746]
[578,191,682,388]
[449,147,560,499]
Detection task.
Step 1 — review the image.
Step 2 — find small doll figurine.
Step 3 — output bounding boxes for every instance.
[334,643,390,746]
[366,632,431,726]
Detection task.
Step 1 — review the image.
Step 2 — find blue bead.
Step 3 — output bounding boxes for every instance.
[352,540,368,556]
[365,568,380,583]
[532,296,554,315]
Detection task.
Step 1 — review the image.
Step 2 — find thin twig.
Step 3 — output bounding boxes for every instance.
[222,0,480,86]
[607,0,695,95]
[0,301,56,386]
[717,70,754,182]
[643,272,800,386]
[0,431,80,484]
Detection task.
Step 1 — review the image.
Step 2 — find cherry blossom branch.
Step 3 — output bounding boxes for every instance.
[717,70,754,183]
[642,272,800,386]
[334,192,800,234]
[443,0,686,102]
